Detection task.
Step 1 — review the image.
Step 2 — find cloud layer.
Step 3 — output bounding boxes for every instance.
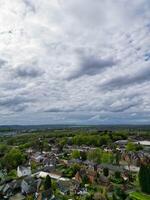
[0,0,150,124]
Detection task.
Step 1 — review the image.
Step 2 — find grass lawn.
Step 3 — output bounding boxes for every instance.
[130,192,150,200]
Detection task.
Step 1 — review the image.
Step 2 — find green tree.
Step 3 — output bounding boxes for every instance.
[71,150,80,159]
[3,148,26,170]
[44,175,52,190]
[114,187,128,200]
[112,193,117,200]
[87,148,102,164]
[8,169,17,179]
[103,168,109,177]
[26,195,34,200]
[115,171,121,179]
[0,144,8,155]
[126,142,136,151]
[85,194,94,200]
[82,174,89,184]
[71,163,81,175]
[115,151,121,165]
[139,164,150,194]
[80,151,87,161]
[101,152,114,164]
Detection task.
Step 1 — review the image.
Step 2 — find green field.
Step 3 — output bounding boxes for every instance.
[130,192,150,200]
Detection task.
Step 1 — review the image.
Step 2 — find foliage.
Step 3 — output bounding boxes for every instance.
[85,193,94,200]
[139,164,150,194]
[115,151,121,165]
[129,192,150,200]
[87,148,115,164]
[103,168,109,177]
[7,169,17,179]
[3,148,26,170]
[44,175,52,190]
[26,195,34,200]
[115,171,121,179]
[80,151,87,161]
[71,150,80,159]
[72,134,110,146]
[87,148,102,164]
[113,187,128,200]
[111,171,123,184]
[126,142,143,152]
[0,144,9,155]
[51,180,57,191]
[62,164,80,178]
[82,174,89,185]
[126,142,137,151]
[101,151,114,164]
[71,163,81,174]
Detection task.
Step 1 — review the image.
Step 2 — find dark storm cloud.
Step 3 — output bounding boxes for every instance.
[67,55,117,80]
[100,66,150,91]
[14,64,43,78]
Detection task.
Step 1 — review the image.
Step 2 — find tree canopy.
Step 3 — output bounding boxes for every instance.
[3,148,26,170]
[139,164,150,194]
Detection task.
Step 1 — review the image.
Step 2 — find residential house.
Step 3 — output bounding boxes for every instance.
[30,152,44,163]
[21,177,41,195]
[17,165,31,177]
[115,140,128,148]
[75,169,97,184]
[1,183,13,199]
[57,179,79,195]
[97,175,110,186]
[87,170,97,184]
[43,154,58,167]
[0,179,21,199]
[84,161,98,172]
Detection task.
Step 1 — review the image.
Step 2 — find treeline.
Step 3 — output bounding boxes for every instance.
[67,131,128,147]
[0,129,128,148]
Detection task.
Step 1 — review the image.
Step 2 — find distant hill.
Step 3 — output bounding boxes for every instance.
[0,124,150,132]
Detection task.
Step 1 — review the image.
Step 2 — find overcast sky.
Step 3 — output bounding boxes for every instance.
[0,0,150,125]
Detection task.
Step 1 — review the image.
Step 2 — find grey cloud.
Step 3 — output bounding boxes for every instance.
[14,64,43,78]
[45,108,76,113]
[1,82,25,91]
[0,59,7,68]
[100,67,150,91]
[61,0,150,29]
[144,52,150,61]
[23,0,36,13]
[0,96,35,112]
[67,55,117,80]
[12,105,28,112]
[108,102,139,113]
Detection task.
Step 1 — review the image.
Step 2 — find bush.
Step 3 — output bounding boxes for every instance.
[44,175,52,190]
[103,168,109,177]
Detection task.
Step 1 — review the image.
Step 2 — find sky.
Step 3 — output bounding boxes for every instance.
[0,0,150,125]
